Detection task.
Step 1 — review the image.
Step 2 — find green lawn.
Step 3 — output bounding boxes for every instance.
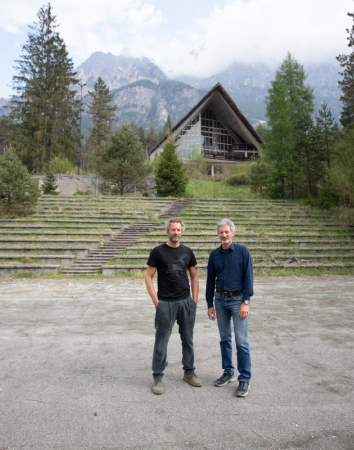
[185,180,258,199]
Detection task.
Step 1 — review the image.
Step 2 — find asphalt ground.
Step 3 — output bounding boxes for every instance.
[0,276,353,450]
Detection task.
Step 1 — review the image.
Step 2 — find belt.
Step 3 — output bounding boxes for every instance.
[216,290,244,297]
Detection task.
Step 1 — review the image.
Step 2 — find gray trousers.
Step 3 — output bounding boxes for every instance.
[152,296,197,379]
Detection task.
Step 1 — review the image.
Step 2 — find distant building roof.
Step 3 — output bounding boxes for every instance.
[149,82,263,157]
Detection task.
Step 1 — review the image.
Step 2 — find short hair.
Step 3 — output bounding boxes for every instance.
[165,217,185,232]
[216,218,235,234]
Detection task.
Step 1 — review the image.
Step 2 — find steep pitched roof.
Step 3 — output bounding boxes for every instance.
[149,82,263,155]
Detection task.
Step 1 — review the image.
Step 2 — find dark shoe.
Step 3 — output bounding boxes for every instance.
[183,370,202,387]
[214,372,237,387]
[236,381,250,397]
[152,379,164,395]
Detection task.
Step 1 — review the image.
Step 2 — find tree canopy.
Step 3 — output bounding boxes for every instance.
[155,138,188,197]
[87,77,117,147]
[337,11,354,129]
[262,53,325,197]
[96,124,151,195]
[10,3,80,172]
[0,148,39,213]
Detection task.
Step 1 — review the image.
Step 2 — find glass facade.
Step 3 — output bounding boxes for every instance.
[176,115,200,159]
[169,107,257,161]
[201,108,236,154]
[175,108,239,159]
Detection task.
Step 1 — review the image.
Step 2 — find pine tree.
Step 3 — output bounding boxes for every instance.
[42,172,58,195]
[315,102,340,169]
[155,138,188,197]
[0,148,39,213]
[264,53,316,197]
[10,3,80,172]
[96,124,151,195]
[145,126,160,150]
[87,77,117,147]
[163,115,173,135]
[263,72,300,198]
[337,11,354,128]
[0,115,14,156]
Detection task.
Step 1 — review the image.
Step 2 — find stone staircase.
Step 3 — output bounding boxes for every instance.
[61,222,159,275]
[159,199,195,218]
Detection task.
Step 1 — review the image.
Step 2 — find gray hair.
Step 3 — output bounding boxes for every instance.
[216,218,235,234]
[165,217,186,232]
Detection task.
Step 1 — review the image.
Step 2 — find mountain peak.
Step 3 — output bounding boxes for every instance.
[76,52,168,95]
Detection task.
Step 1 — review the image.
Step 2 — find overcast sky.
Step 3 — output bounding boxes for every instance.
[0,0,352,98]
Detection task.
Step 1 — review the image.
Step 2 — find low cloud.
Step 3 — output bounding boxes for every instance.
[0,0,352,85]
[170,0,352,78]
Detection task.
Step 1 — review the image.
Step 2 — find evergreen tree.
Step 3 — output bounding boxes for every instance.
[263,72,300,198]
[129,123,146,148]
[163,115,173,135]
[0,115,14,156]
[297,121,325,196]
[0,148,39,213]
[155,138,188,197]
[96,124,151,195]
[249,157,271,197]
[337,11,354,128]
[87,77,117,147]
[42,172,58,194]
[10,3,80,172]
[145,126,160,151]
[264,53,316,198]
[328,128,354,206]
[315,102,340,169]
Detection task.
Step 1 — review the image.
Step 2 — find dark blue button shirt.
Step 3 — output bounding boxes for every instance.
[206,242,254,308]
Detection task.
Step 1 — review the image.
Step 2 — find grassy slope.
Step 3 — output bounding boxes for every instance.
[186,180,258,199]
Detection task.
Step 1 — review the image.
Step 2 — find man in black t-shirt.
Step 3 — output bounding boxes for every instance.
[145,217,202,395]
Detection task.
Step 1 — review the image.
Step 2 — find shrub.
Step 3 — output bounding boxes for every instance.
[0,148,39,213]
[51,156,75,174]
[226,172,249,185]
[318,184,337,210]
[73,190,91,196]
[42,173,59,195]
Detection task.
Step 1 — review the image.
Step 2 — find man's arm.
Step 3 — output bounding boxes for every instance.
[239,247,253,320]
[206,253,216,320]
[187,266,199,303]
[145,265,159,308]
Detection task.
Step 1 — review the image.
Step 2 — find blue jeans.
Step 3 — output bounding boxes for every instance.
[152,296,196,379]
[215,292,251,382]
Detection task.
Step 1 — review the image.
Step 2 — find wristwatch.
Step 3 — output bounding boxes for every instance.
[243,300,250,305]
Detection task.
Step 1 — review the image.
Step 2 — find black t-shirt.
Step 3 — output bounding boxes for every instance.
[147,243,197,301]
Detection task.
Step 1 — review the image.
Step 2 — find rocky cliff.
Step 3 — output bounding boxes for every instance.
[76,52,168,96]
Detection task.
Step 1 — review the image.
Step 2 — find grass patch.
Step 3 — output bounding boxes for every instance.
[254,266,354,276]
[185,180,258,199]
[10,271,38,278]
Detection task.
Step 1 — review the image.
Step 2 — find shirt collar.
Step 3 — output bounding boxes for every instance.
[218,242,236,253]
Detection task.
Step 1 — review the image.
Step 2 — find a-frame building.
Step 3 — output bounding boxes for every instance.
[148,83,263,173]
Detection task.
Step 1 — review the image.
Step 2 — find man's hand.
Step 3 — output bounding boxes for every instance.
[239,303,249,320]
[208,307,216,321]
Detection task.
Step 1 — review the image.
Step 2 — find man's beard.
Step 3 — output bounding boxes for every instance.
[221,238,230,244]
[170,236,180,243]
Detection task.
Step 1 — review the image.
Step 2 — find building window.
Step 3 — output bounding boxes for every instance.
[175,115,200,159]
[201,108,236,155]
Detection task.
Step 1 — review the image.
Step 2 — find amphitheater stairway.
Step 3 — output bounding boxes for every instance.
[61,222,159,275]
[159,199,195,218]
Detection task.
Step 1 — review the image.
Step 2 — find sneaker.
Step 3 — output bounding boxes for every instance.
[183,370,202,387]
[152,379,164,395]
[214,372,237,387]
[236,381,250,397]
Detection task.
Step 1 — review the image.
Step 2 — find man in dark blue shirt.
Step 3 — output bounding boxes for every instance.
[206,218,253,397]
